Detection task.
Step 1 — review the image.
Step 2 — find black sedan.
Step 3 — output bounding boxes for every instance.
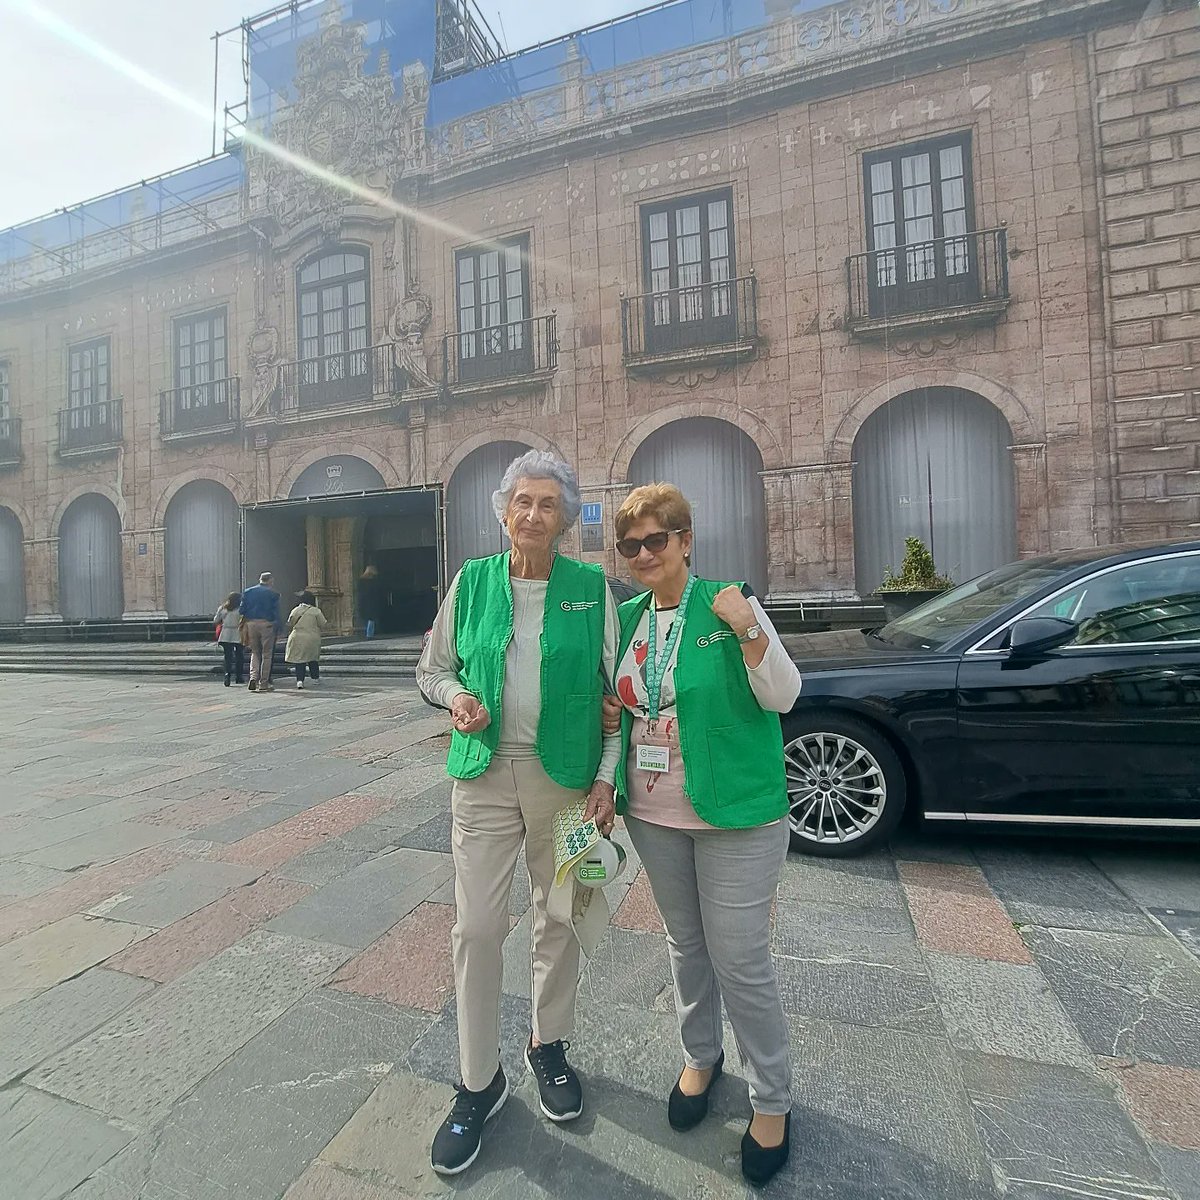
[782,539,1200,856]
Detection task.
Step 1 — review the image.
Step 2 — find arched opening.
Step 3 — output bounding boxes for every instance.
[289,454,386,499]
[628,417,767,595]
[0,507,25,622]
[59,494,123,620]
[852,386,1016,594]
[165,481,240,617]
[445,440,531,579]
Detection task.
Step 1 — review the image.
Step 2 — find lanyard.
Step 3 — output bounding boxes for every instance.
[645,574,695,725]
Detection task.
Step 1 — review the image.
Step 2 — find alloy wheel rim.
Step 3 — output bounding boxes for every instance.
[785,731,887,844]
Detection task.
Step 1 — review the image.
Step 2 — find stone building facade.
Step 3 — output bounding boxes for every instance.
[0,0,1196,633]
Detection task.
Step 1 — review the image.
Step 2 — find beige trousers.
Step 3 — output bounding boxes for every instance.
[451,755,585,1091]
[245,620,276,684]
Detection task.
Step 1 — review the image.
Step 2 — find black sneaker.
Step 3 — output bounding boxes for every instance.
[525,1037,583,1122]
[430,1066,509,1176]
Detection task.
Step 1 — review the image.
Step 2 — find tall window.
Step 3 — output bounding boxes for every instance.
[863,134,975,313]
[0,361,9,422]
[68,338,112,432]
[640,189,735,351]
[297,248,370,403]
[174,308,228,410]
[455,236,530,382]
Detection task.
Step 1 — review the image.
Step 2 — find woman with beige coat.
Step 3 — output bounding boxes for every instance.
[285,590,328,689]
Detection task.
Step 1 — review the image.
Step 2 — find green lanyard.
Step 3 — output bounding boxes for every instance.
[645,574,695,725]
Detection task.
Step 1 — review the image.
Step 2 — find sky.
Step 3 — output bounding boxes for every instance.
[0,0,636,231]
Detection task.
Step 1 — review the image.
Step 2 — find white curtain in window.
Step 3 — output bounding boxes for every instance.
[446,441,531,579]
[852,388,1016,594]
[628,417,768,596]
[59,494,123,620]
[165,481,240,617]
[0,506,24,621]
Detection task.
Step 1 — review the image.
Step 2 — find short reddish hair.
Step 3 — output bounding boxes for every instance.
[615,483,692,539]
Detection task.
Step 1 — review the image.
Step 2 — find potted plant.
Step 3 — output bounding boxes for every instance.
[874,536,955,622]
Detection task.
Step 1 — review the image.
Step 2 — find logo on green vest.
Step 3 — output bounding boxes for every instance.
[697,630,735,647]
[560,600,599,612]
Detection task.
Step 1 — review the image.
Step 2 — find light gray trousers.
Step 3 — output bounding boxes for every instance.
[625,815,792,1115]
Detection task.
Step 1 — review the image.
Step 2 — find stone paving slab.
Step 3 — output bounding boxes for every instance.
[104,875,315,983]
[0,1085,132,1200]
[0,968,155,1086]
[190,800,300,844]
[267,848,453,949]
[924,950,1096,1069]
[1025,926,1200,1067]
[1102,1058,1200,1152]
[958,1052,1177,1200]
[275,823,402,887]
[69,989,430,1200]
[27,930,351,1125]
[283,1161,398,1200]
[397,809,454,854]
[0,861,72,901]
[0,914,155,1012]
[578,927,674,1012]
[18,822,182,872]
[1152,908,1200,962]
[1091,851,1200,913]
[771,897,925,971]
[975,845,1157,934]
[776,852,904,909]
[1154,1146,1200,1200]
[84,860,262,928]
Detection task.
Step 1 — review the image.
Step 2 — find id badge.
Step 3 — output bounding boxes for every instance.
[635,744,670,773]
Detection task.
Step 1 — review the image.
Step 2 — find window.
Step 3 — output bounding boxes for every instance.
[1026,555,1200,646]
[175,308,228,407]
[67,338,113,436]
[297,249,370,403]
[0,360,9,421]
[455,236,530,381]
[863,134,975,313]
[640,189,735,351]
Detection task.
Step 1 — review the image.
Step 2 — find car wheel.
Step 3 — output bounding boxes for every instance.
[782,711,907,857]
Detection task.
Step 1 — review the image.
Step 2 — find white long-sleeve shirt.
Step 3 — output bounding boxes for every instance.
[416,567,622,785]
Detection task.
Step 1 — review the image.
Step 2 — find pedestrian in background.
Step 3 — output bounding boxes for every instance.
[214,591,244,687]
[286,589,328,690]
[359,563,383,639]
[604,482,800,1188]
[239,571,281,693]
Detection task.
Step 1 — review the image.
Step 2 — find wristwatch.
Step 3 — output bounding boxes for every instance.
[737,623,762,644]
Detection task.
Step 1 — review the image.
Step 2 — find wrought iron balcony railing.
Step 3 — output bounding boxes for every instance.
[159,377,240,438]
[58,399,122,455]
[846,228,1009,328]
[442,314,558,388]
[274,344,399,416]
[621,275,758,363]
[0,417,20,466]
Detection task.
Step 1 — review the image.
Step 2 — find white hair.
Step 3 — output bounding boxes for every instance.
[491,450,583,529]
[259,571,273,584]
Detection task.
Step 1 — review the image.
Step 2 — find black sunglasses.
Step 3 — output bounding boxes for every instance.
[615,529,687,559]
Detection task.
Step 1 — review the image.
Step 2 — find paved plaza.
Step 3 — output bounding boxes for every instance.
[1,674,1198,1200]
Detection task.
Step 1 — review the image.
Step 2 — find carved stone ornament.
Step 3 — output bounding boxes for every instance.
[247,323,281,414]
[246,1,430,235]
[661,366,721,389]
[887,333,962,357]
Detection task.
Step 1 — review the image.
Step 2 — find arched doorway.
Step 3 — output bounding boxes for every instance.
[165,481,240,617]
[446,440,531,579]
[59,494,123,620]
[0,507,25,622]
[289,454,386,499]
[852,387,1016,593]
[628,417,768,596]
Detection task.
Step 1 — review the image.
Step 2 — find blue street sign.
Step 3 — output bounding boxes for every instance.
[581,502,602,525]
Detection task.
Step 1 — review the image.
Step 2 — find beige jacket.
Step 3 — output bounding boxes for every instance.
[285,603,328,663]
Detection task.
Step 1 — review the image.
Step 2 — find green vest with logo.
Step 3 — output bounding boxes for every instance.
[614,577,788,829]
[446,552,607,789]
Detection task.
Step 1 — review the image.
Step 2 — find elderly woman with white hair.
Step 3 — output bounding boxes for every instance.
[417,450,620,1177]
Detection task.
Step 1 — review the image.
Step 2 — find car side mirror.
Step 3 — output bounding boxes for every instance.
[1008,616,1078,658]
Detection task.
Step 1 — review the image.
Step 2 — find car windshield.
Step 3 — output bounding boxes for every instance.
[872,558,1069,650]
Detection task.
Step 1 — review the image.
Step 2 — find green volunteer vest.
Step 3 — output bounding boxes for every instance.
[614,577,788,829]
[446,552,607,789]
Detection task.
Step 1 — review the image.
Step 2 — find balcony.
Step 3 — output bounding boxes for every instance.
[273,344,403,419]
[0,417,20,467]
[159,377,240,441]
[441,315,558,396]
[621,275,758,371]
[846,228,1010,339]
[58,399,123,458]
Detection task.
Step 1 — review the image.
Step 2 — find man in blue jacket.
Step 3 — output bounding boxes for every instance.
[239,571,282,692]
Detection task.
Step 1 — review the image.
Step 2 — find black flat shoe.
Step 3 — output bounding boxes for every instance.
[741,1111,790,1187]
[667,1051,724,1131]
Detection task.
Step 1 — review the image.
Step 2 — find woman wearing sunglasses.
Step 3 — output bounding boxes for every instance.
[606,482,800,1187]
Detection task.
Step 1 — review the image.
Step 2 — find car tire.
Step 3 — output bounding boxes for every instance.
[781,711,907,857]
